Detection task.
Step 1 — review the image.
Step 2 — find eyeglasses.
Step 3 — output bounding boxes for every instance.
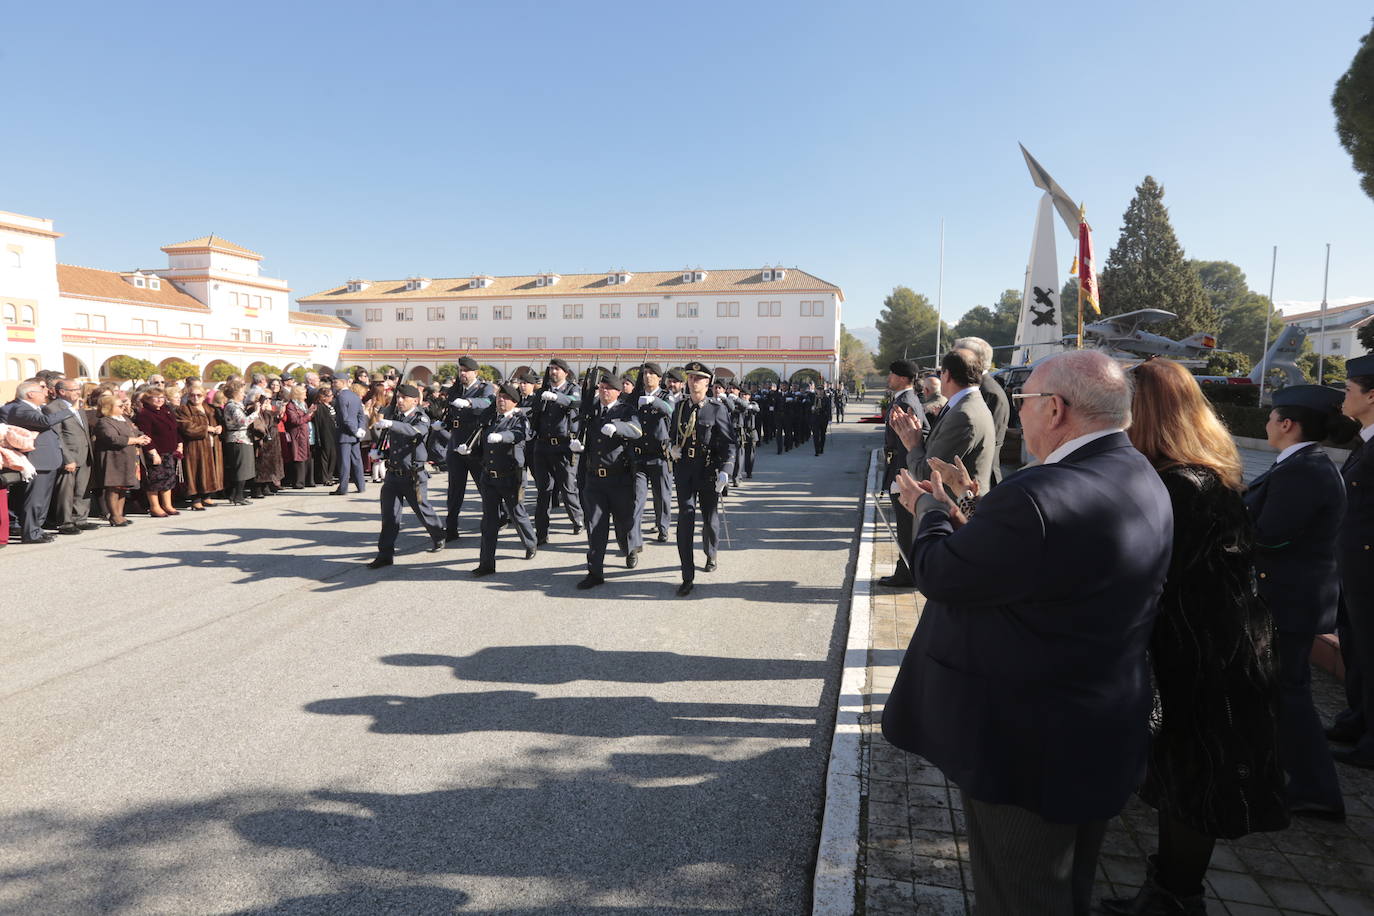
[1011,391,1071,409]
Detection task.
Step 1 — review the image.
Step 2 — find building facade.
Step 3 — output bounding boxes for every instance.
[0,211,348,397]
[1283,299,1374,360]
[297,266,843,384]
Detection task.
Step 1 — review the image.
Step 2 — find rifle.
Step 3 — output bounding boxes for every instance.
[375,354,411,456]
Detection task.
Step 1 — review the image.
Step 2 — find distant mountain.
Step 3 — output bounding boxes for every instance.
[847,325,880,353]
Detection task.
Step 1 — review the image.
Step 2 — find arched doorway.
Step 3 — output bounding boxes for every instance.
[410,366,433,384]
[202,359,240,382]
[713,367,736,380]
[63,353,91,379]
[790,368,823,385]
[744,367,780,385]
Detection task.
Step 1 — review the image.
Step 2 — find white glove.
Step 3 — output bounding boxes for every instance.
[638,395,653,406]
[715,471,729,493]
[452,397,471,409]
[569,439,585,453]
[541,390,558,401]
[354,427,367,439]
[456,444,471,456]
[373,418,392,430]
[487,432,502,444]
[669,445,682,461]
[600,422,616,436]
[889,480,901,495]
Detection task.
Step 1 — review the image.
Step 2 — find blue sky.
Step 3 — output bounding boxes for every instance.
[3,1,1371,333]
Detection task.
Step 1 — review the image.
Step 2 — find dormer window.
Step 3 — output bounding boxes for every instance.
[405,277,431,291]
[346,279,371,293]
[536,276,546,287]
[607,271,632,285]
[149,278,161,290]
[761,267,786,281]
[535,273,560,288]
[682,271,694,283]
[469,275,494,289]
[133,276,146,288]
[682,269,706,283]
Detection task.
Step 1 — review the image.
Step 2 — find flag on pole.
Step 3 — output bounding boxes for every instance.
[1078,206,1100,315]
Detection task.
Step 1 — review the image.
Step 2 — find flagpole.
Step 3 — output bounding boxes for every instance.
[1258,246,1277,407]
[935,217,945,363]
[1317,242,1331,384]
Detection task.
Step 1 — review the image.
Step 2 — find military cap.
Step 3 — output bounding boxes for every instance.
[1348,353,1374,378]
[683,360,713,379]
[640,361,663,376]
[520,369,542,384]
[495,381,521,401]
[457,355,480,371]
[1272,385,1344,413]
[889,359,919,380]
[395,383,420,398]
[665,368,686,383]
[597,372,626,389]
[726,380,741,391]
[547,357,572,374]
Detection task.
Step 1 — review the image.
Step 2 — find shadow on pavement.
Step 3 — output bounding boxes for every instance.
[381,646,827,684]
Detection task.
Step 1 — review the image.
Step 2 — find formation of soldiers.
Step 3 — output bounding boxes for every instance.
[363,355,844,596]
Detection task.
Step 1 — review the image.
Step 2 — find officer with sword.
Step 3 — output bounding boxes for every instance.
[668,361,737,596]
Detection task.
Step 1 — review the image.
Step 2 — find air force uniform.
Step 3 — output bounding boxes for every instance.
[368,386,444,566]
[472,383,538,576]
[578,379,644,587]
[670,363,737,595]
[443,358,496,539]
[530,359,584,541]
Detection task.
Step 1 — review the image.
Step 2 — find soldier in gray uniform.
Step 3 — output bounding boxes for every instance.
[633,362,674,543]
[670,361,737,596]
[442,355,496,542]
[530,357,584,542]
[577,373,645,589]
[471,382,537,577]
[365,384,445,569]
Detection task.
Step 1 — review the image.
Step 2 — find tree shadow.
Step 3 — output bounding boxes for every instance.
[381,645,827,684]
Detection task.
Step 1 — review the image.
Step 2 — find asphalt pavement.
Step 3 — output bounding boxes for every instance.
[0,413,879,915]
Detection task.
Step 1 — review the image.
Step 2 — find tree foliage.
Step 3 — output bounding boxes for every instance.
[1204,351,1251,376]
[1334,19,1374,201]
[435,363,462,381]
[477,364,501,382]
[206,362,240,382]
[1189,260,1283,365]
[875,286,951,371]
[744,367,780,385]
[159,359,200,381]
[839,324,876,387]
[1358,320,1374,352]
[105,356,158,380]
[952,289,1020,361]
[1298,342,1346,384]
[1098,176,1219,340]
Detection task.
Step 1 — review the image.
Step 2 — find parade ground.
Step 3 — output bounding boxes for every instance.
[0,416,879,914]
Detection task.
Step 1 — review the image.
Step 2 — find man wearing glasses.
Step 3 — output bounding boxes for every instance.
[44,379,99,534]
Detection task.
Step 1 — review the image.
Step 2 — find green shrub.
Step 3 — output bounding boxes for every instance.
[1213,404,1270,439]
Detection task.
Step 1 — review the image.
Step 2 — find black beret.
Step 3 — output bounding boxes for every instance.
[1348,353,1374,378]
[726,380,741,390]
[889,359,919,379]
[1272,384,1344,412]
[640,361,663,376]
[457,356,479,371]
[495,381,521,401]
[665,368,686,383]
[549,357,572,374]
[597,373,626,389]
[520,370,541,384]
[395,384,420,398]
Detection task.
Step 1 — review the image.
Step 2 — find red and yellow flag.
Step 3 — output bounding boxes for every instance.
[1078,209,1100,315]
[6,325,36,343]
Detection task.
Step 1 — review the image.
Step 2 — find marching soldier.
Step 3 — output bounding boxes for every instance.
[365,384,445,569]
[713,379,742,488]
[664,368,686,401]
[834,386,846,422]
[759,383,776,444]
[529,357,584,543]
[794,381,813,448]
[810,382,832,456]
[442,356,495,543]
[878,360,928,587]
[633,361,674,543]
[517,370,540,410]
[471,382,538,577]
[577,373,645,589]
[670,361,737,596]
[776,383,792,453]
[738,385,760,478]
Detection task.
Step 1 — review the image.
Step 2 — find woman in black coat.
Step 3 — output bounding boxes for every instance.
[310,386,339,487]
[1105,359,1287,916]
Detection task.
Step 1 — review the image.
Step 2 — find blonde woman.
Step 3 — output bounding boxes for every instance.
[91,391,152,527]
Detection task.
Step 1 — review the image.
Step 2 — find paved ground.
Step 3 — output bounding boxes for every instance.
[859,450,1374,916]
[0,415,882,915]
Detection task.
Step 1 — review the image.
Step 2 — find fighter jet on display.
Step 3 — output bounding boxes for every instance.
[1247,324,1307,387]
[1082,308,1220,366]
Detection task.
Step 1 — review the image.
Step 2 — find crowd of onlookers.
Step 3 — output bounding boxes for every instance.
[0,367,418,545]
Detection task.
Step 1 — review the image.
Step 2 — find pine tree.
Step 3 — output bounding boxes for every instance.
[875,286,949,370]
[1097,176,1220,340]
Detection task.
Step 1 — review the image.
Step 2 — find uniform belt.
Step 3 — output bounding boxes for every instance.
[543,436,563,446]
[593,464,632,478]
[487,468,521,479]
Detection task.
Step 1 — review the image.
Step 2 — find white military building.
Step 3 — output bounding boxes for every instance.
[297,266,843,384]
[1282,299,1374,361]
[0,209,348,396]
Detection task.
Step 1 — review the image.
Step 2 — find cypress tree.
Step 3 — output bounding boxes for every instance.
[1097,176,1219,340]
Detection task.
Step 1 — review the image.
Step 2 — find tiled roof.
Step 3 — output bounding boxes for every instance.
[288,310,351,329]
[160,234,263,260]
[298,267,842,303]
[57,264,210,312]
[1283,299,1374,322]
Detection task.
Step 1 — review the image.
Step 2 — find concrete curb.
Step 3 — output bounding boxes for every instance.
[812,446,880,915]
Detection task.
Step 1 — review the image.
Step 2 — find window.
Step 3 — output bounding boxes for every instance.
[365,308,383,322]
[799,336,824,348]
[527,336,546,348]
[132,318,144,333]
[757,335,780,348]
[675,336,698,348]
[427,337,447,349]
[599,336,620,349]
[637,302,658,318]
[1,303,13,323]
[19,304,35,325]
[758,300,781,317]
[563,336,584,348]
[193,324,204,337]
[427,307,446,321]
[7,358,19,378]
[365,337,382,348]
[458,337,479,348]
[1332,339,1342,351]
[75,313,90,329]
[133,276,146,288]
[493,305,512,320]
[396,307,414,322]
[600,303,620,319]
[492,337,512,349]
[8,249,20,268]
[179,323,191,337]
[149,278,161,291]
[263,330,273,343]
[716,301,739,317]
[396,337,413,349]
[252,330,264,342]
[676,301,699,318]
[564,303,584,319]
[146,320,159,335]
[460,306,478,321]
[801,300,826,317]
[92,315,106,331]
[231,329,242,341]
[636,336,658,348]
[528,304,547,320]
[336,308,353,316]
[716,336,739,348]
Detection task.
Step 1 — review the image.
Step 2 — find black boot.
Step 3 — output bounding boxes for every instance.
[1100,857,1206,915]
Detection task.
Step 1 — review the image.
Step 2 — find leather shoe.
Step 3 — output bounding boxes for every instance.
[571,524,582,536]
[365,555,393,569]
[877,575,914,588]
[22,534,56,544]
[76,522,101,530]
[656,531,669,543]
[427,540,444,553]
[445,533,461,544]
[677,581,694,597]
[703,558,717,572]
[471,566,495,577]
[626,549,640,569]
[1288,801,1346,821]
[1333,748,1374,769]
[329,490,345,496]
[57,525,82,535]
[577,574,605,590]
[537,535,549,546]
[1326,724,1361,744]
[525,546,537,560]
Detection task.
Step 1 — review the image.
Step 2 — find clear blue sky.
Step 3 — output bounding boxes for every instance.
[4,1,1371,332]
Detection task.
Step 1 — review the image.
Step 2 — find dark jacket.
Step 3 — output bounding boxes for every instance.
[480,408,530,480]
[531,380,581,441]
[1140,466,1288,839]
[91,415,144,489]
[980,373,1010,484]
[583,398,643,476]
[378,408,433,471]
[881,432,1173,824]
[633,388,673,463]
[670,397,737,480]
[43,399,92,468]
[882,388,928,489]
[444,379,496,457]
[1340,435,1374,616]
[333,388,367,444]
[0,400,64,471]
[1244,443,1345,633]
[282,401,315,463]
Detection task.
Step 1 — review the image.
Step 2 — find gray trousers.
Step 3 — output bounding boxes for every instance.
[962,791,1106,916]
[49,462,91,526]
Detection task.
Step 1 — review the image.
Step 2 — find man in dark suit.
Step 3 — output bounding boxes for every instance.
[1330,354,1374,769]
[331,376,368,495]
[877,359,928,587]
[0,380,65,544]
[44,378,98,534]
[954,336,1010,485]
[882,350,1173,916]
[1244,384,1347,816]
[892,349,996,505]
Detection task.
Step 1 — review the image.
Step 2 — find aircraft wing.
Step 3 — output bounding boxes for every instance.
[1089,308,1177,336]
